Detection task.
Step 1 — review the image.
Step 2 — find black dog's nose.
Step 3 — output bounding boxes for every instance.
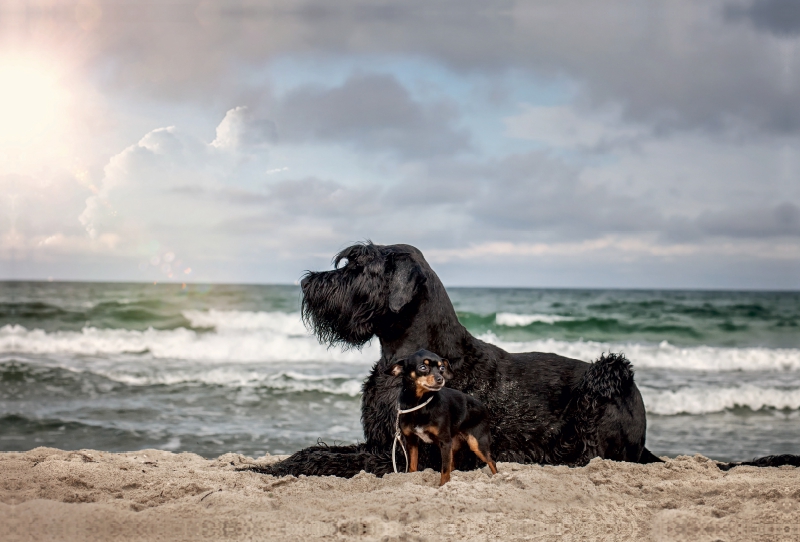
[434,374,443,384]
[300,276,309,291]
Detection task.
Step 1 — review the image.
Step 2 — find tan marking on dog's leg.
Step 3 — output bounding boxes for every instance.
[467,435,497,474]
[439,443,453,486]
[409,442,419,472]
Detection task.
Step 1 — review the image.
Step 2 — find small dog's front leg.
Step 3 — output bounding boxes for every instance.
[406,434,419,472]
[439,440,453,486]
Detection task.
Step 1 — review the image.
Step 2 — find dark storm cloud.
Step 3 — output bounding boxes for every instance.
[725,0,800,36]
[274,73,470,157]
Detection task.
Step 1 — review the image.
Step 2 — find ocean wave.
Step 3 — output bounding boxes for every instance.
[0,323,379,364]
[478,333,800,372]
[495,313,576,326]
[641,384,800,415]
[3,314,799,372]
[182,309,308,334]
[1,359,364,396]
[105,368,364,396]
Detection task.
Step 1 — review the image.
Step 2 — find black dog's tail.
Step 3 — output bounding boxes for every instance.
[576,353,663,464]
[560,353,639,465]
[241,443,394,478]
[579,352,635,404]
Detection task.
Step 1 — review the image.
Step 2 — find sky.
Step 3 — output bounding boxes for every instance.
[1,0,799,289]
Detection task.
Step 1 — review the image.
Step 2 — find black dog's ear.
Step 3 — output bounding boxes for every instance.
[385,361,405,376]
[388,258,426,313]
[441,359,454,380]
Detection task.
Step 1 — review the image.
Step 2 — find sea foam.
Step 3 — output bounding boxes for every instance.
[0,317,378,365]
[478,333,800,372]
[3,310,800,372]
[641,384,800,415]
[495,313,576,326]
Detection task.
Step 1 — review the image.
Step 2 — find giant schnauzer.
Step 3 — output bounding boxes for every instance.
[253,242,797,477]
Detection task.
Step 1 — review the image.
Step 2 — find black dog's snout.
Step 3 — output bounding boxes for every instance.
[300,276,310,291]
[434,373,443,384]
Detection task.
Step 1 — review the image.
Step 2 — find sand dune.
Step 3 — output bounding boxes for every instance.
[1,448,798,541]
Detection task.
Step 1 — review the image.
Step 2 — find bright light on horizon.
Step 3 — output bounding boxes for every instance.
[0,57,65,145]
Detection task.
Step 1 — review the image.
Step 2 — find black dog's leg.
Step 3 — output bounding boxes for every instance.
[242,444,393,478]
[718,454,800,471]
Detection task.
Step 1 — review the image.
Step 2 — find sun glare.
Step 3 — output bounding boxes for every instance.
[0,58,64,145]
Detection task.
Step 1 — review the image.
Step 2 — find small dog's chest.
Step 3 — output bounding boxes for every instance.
[414,426,434,444]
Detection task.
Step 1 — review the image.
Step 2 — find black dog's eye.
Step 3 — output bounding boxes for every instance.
[417,365,428,373]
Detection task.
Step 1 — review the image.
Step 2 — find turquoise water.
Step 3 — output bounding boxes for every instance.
[1,281,799,461]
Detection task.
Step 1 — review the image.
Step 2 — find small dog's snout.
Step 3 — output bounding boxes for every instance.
[434,374,443,384]
[300,276,309,291]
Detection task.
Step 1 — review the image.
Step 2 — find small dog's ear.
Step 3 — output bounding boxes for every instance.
[441,359,454,379]
[385,362,404,376]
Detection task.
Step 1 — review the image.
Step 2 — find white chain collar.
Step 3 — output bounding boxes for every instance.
[392,394,435,473]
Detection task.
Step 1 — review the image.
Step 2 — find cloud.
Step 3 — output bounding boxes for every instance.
[273,73,470,157]
[6,1,800,287]
[388,150,661,241]
[19,0,800,138]
[725,0,800,36]
[77,123,251,258]
[696,202,800,238]
[211,106,277,149]
[504,104,649,151]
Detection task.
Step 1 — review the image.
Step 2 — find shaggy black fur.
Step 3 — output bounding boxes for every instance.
[717,454,800,471]
[250,242,796,477]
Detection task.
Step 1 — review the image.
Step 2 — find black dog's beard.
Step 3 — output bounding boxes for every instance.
[301,268,385,347]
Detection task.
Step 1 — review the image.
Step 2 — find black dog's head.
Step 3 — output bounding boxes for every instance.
[300,242,429,347]
[385,349,454,397]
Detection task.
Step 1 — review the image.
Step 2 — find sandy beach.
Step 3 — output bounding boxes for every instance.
[0,448,798,541]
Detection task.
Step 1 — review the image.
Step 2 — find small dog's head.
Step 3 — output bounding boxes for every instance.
[386,349,454,397]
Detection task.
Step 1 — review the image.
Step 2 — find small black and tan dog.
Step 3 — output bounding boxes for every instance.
[386,349,498,485]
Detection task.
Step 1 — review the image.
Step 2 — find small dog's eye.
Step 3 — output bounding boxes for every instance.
[417,365,427,373]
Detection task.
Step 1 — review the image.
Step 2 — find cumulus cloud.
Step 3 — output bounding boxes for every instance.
[211,106,277,149]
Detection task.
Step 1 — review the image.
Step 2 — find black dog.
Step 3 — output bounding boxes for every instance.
[388,349,497,486]
[255,242,656,478]
[254,242,797,477]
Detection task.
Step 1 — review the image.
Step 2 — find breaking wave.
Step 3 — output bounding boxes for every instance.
[642,385,800,415]
[495,313,576,326]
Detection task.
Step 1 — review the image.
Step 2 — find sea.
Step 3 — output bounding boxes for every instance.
[1,282,798,462]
